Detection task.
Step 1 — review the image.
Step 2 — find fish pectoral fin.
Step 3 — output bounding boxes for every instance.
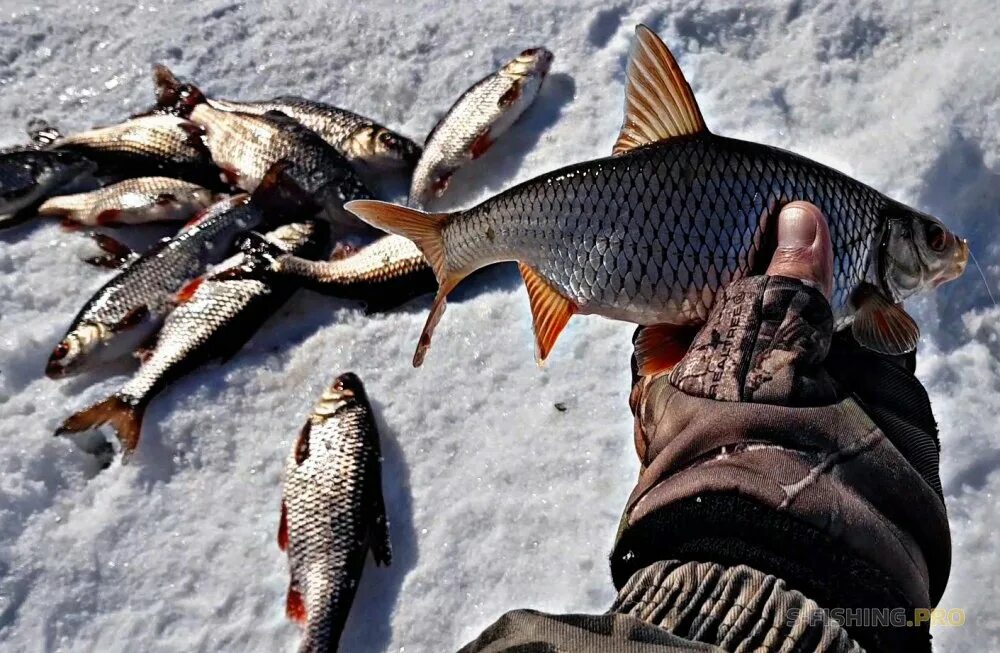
[852,287,920,355]
[519,263,577,364]
[277,501,289,551]
[90,233,136,259]
[94,208,124,225]
[115,305,150,331]
[153,192,180,207]
[84,234,137,269]
[173,277,205,305]
[613,25,708,156]
[470,128,495,160]
[633,323,699,377]
[366,448,392,567]
[285,581,307,624]
[498,79,523,109]
[252,159,319,218]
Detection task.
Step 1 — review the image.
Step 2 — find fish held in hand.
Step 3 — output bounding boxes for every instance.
[409,47,553,206]
[348,26,967,371]
[54,221,327,461]
[0,148,97,228]
[153,65,374,234]
[279,372,391,653]
[207,95,421,171]
[37,177,223,228]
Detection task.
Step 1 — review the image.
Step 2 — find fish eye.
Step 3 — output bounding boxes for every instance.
[377,131,395,145]
[926,222,948,252]
[51,342,70,361]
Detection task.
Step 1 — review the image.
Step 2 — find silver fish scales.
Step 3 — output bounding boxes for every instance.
[280,372,390,653]
[346,26,967,370]
[54,221,326,460]
[454,133,883,325]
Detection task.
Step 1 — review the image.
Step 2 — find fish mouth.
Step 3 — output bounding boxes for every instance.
[45,357,73,379]
[933,238,969,287]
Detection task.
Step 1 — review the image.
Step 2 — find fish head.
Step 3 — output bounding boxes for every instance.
[503,47,554,79]
[311,372,368,421]
[878,202,968,301]
[0,150,95,219]
[45,323,108,378]
[346,126,421,170]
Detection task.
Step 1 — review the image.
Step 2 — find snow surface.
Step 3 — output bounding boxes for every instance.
[0,1,998,651]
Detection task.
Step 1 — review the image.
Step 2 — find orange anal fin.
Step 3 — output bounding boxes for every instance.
[518,263,576,364]
[285,583,306,624]
[469,129,494,159]
[59,218,83,231]
[277,502,288,551]
[633,324,699,377]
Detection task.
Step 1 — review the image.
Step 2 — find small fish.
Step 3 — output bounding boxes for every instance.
[153,66,374,234]
[46,162,306,377]
[37,177,223,228]
[347,26,968,371]
[409,47,553,206]
[0,148,97,228]
[40,115,223,189]
[279,372,391,653]
[207,95,421,171]
[54,221,327,460]
[276,234,436,312]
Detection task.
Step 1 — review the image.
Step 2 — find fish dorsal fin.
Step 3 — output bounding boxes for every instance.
[613,25,707,155]
[519,263,577,364]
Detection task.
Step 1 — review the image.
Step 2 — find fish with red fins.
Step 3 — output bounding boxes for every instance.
[346,25,968,374]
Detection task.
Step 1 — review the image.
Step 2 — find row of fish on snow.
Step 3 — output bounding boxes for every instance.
[0,47,554,651]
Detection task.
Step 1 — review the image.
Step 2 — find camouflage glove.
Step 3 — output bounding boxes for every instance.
[614,204,950,653]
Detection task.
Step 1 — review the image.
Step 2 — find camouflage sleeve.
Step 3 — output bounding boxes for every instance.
[614,275,950,653]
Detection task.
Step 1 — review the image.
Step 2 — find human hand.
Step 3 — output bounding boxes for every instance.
[616,202,950,652]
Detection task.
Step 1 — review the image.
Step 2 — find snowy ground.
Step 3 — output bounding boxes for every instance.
[0,1,998,651]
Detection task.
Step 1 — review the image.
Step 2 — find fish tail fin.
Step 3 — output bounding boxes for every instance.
[152,64,206,117]
[55,394,146,460]
[345,200,462,367]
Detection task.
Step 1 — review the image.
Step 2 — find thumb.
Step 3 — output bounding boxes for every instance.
[766,201,834,300]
